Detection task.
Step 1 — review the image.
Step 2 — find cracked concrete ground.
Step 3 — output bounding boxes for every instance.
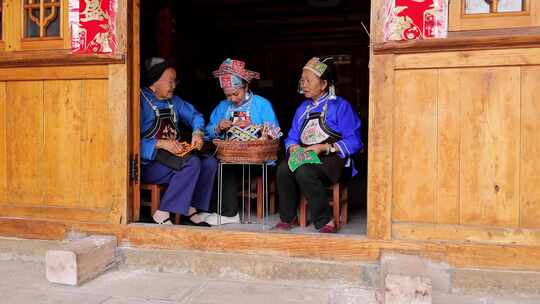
[2,260,540,304]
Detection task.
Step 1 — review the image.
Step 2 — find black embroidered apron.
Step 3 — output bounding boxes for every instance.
[141,97,189,170]
[299,104,345,183]
[141,107,180,141]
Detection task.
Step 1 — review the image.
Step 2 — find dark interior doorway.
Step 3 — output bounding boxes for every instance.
[139,0,371,234]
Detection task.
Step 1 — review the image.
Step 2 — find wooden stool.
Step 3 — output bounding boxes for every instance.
[299,182,349,229]
[256,175,276,219]
[140,183,180,224]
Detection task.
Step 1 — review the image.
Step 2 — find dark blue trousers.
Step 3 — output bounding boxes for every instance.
[141,155,218,216]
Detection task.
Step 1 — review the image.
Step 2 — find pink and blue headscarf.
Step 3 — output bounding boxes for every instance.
[212,58,260,89]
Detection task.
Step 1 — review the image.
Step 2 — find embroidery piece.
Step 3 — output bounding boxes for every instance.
[288,148,321,172]
[70,0,117,53]
[176,141,195,158]
[384,0,448,41]
[227,125,261,141]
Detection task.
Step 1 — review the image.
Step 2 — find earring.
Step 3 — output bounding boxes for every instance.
[297,80,304,94]
[329,85,336,100]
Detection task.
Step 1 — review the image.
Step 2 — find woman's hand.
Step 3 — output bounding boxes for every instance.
[217,119,233,133]
[233,117,252,128]
[288,144,301,153]
[156,139,185,154]
[191,134,204,150]
[304,143,329,155]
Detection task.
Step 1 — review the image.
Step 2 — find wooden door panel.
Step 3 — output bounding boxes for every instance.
[43,80,82,207]
[80,79,113,210]
[5,81,44,205]
[520,66,540,228]
[393,69,438,223]
[436,69,461,225]
[459,67,520,227]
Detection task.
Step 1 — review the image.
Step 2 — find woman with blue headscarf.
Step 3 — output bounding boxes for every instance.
[204,58,279,225]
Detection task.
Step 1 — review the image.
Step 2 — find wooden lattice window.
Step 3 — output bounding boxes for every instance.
[450,0,537,31]
[465,0,526,14]
[24,0,61,38]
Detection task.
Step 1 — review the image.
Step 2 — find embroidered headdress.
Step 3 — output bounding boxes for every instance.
[213,58,260,89]
[300,56,338,100]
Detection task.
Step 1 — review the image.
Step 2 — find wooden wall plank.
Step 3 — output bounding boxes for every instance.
[520,66,540,228]
[436,70,460,224]
[393,222,540,246]
[43,80,82,207]
[80,79,113,210]
[370,0,385,44]
[108,65,128,224]
[116,0,128,54]
[367,54,394,240]
[395,48,540,70]
[6,81,44,205]
[0,82,6,205]
[393,69,438,223]
[0,65,109,81]
[459,67,520,227]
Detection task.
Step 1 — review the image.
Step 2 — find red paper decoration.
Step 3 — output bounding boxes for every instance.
[70,0,117,54]
[384,0,448,41]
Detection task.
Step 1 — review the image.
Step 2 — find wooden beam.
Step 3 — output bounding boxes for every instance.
[374,28,540,55]
[46,235,117,285]
[0,65,110,80]
[0,218,67,240]
[367,54,394,240]
[2,218,540,271]
[0,50,124,68]
[393,222,540,246]
[394,48,540,70]
[0,206,111,223]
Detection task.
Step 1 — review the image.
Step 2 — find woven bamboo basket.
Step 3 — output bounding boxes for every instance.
[213,139,279,163]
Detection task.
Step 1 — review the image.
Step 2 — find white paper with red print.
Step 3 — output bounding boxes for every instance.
[69,0,118,54]
[384,0,448,41]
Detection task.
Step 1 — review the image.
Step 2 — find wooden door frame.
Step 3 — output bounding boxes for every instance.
[128,0,141,223]
[127,0,384,237]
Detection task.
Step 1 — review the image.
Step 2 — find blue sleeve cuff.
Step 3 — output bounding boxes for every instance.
[335,141,349,158]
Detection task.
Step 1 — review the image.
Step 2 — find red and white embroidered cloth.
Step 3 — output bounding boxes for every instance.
[384,0,448,41]
[70,0,117,54]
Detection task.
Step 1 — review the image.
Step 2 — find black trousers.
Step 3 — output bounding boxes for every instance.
[209,165,262,217]
[276,155,345,229]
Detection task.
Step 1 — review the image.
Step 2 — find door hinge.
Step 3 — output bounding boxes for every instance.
[130,154,139,182]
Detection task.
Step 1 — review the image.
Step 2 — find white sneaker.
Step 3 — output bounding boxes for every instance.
[204,213,240,226]
[190,212,212,223]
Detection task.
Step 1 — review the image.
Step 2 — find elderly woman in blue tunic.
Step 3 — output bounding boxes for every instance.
[140,57,217,225]
[274,56,363,233]
[204,58,279,225]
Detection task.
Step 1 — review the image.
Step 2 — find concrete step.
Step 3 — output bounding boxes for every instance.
[2,236,540,299]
